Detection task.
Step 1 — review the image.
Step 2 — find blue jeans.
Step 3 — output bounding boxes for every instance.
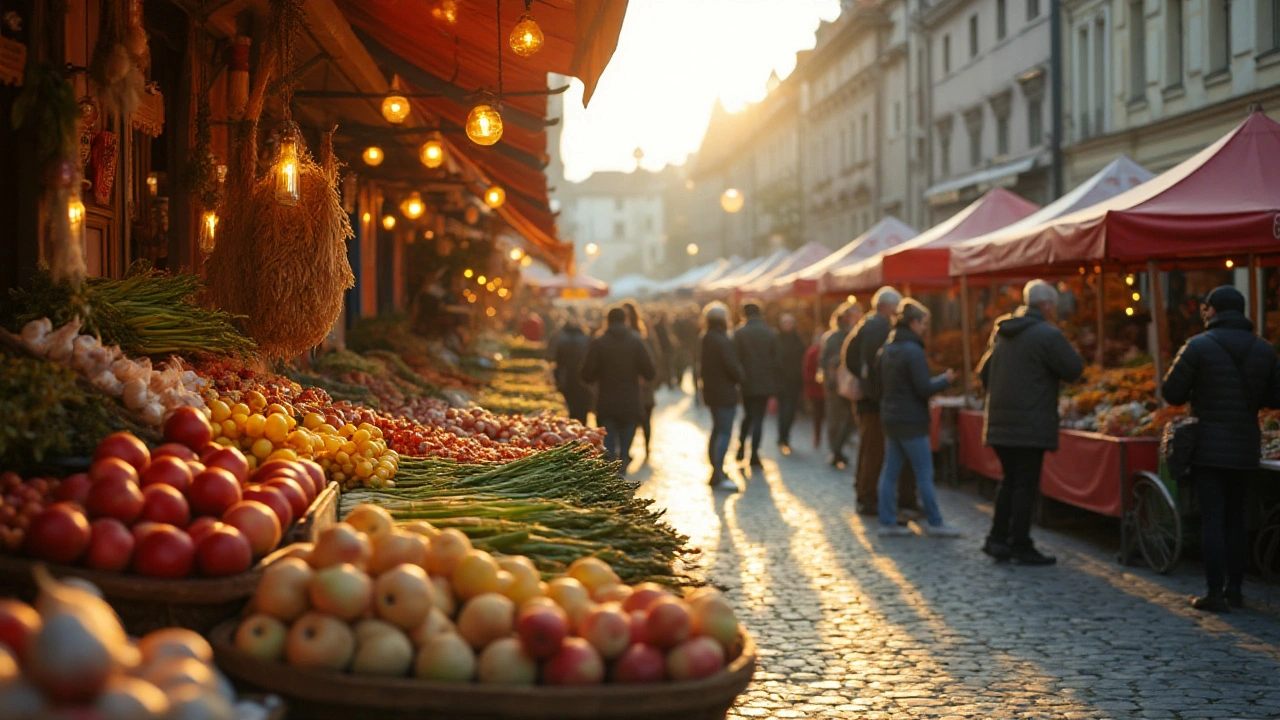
[878,434,945,528]
[600,417,638,473]
[709,406,736,479]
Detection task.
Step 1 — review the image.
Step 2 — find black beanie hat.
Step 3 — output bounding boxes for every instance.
[1205,285,1245,314]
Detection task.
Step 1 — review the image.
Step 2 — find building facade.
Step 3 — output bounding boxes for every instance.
[557,168,683,281]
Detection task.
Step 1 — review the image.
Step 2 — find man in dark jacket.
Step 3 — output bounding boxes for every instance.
[821,302,860,468]
[1162,285,1280,611]
[552,317,592,423]
[733,303,781,467]
[700,302,745,491]
[776,313,807,454]
[977,280,1084,565]
[653,312,676,389]
[580,306,656,476]
[846,287,918,516]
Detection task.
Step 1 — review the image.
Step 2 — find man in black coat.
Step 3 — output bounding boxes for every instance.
[581,306,656,476]
[977,280,1084,566]
[552,316,592,423]
[700,302,745,491]
[733,303,781,467]
[775,313,807,454]
[1162,285,1280,611]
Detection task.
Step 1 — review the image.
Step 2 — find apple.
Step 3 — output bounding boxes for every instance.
[543,636,605,686]
[613,643,666,684]
[0,600,41,662]
[203,447,249,485]
[234,614,287,661]
[242,485,293,529]
[368,532,428,576]
[188,468,242,518]
[221,501,281,557]
[164,406,213,451]
[296,459,327,497]
[24,503,91,565]
[666,636,726,681]
[402,520,438,540]
[309,523,371,570]
[151,443,198,464]
[136,627,213,664]
[93,432,150,475]
[690,593,740,648]
[475,637,536,685]
[496,556,541,605]
[374,564,434,630]
[546,577,592,628]
[309,563,373,621]
[85,518,135,572]
[186,517,220,545]
[431,576,456,618]
[629,609,648,645]
[133,524,195,578]
[186,461,206,477]
[53,473,92,506]
[353,618,401,644]
[408,609,455,647]
[263,478,308,520]
[645,597,692,649]
[592,583,633,605]
[285,612,355,671]
[515,601,568,659]
[623,582,671,613]
[131,521,161,545]
[140,484,191,527]
[578,602,631,659]
[85,473,145,524]
[456,593,515,650]
[351,627,413,676]
[344,504,393,538]
[139,456,193,495]
[254,460,312,497]
[423,528,470,576]
[566,557,619,593]
[196,524,253,576]
[413,632,475,682]
[254,557,313,621]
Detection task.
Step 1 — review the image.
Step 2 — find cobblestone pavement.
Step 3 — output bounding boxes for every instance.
[630,387,1280,720]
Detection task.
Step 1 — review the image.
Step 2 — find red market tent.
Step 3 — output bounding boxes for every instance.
[700,250,788,296]
[947,111,1280,276]
[742,242,833,295]
[769,217,917,299]
[826,188,1040,293]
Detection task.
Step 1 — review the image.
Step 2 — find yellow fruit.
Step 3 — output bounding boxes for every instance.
[215,436,234,447]
[285,415,298,430]
[340,442,357,455]
[318,424,337,436]
[324,436,343,454]
[264,414,290,444]
[267,448,299,463]
[246,455,259,471]
[334,451,351,466]
[209,400,232,423]
[221,420,240,439]
[244,414,267,439]
[246,390,267,411]
[352,429,371,445]
[567,558,619,593]
[355,462,374,479]
[266,403,288,417]
[452,550,500,600]
[340,424,357,439]
[232,403,251,417]
[251,438,274,459]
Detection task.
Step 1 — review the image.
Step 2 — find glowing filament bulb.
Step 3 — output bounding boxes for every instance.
[382,215,397,230]
[363,146,385,167]
[510,13,544,57]
[400,192,425,220]
[484,185,506,208]
[466,104,504,146]
[274,130,301,206]
[420,139,445,168]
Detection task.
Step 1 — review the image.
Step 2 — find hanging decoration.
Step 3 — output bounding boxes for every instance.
[88,0,147,123]
[381,75,411,124]
[419,135,445,168]
[227,36,251,120]
[89,130,119,206]
[362,145,385,166]
[186,32,223,252]
[273,122,302,206]
[382,214,397,230]
[78,98,99,166]
[466,102,503,145]
[509,2,544,57]
[400,192,425,219]
[132,82,165,137]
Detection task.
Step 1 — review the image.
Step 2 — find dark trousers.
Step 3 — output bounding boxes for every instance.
[809,396,825,448]
[738,395,769,458]
[600,417,638,473]
[990,446,1046,549]
[637,405,654,455]
[709,406,736,481]
[1194,466,1249,595]
[565,398,590,424]
[777,390,800,446]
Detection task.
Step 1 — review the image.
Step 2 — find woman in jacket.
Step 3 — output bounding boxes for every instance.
[623,302,664,464]
[874,299,960,536]
[700,302,744,491]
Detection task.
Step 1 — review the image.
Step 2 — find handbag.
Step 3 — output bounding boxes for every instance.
[1160,332,1258,479]
[836,365,863,401]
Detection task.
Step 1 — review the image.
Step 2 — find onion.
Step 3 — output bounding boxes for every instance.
[28,612,114,703]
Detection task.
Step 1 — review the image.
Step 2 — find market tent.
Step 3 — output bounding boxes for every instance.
[608,274,661,298]
[947,111,1280,276]
[742,243,832,295]
[698,251,786,295]
[681,257,744,290]
[769,217,917,299]
[826,188,1040,293]
[651,258,737,295]
[522,263,610,299]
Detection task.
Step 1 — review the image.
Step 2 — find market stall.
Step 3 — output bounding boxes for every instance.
[739,242,832,296]
[764,216,918,301]
[697,249,788,299]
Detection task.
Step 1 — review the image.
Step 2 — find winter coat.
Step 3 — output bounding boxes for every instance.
[877,327,952,438]
[845,312,892,414]
[803,343,825,401]
[733,317,780,398]
[700,327,744,409]
[639,332,663,409]
[1161,310,1280,469]
[580,324,656,424]
[777,330,807,397]
[977,307,1085,451]
[552,324,592,410]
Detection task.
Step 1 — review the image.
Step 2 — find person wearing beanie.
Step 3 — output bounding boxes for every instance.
[732,302,781,467]
[1163,284,1280,612]
[580,305,657,476]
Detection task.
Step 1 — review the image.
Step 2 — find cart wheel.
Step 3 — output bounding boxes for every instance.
[1253,505,1280,583]
[1132,471,1182,574]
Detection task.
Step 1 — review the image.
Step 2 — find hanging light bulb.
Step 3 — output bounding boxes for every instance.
[520,255,532,267]
[382,214,397,230]
[146,173,159,196]
[509,247,524,261]
[362,146,385,167]
[484,185,506,208]
[464,269,474,278]
[419,137,445,168]
[466,103,504,146]
[720,188,744,213]
[400,192,425,220]
[274,124,301,206]
[199,210,219,253]
[431,0,459,25]
[68,195,86,245]
[381,77,411,124]
[510,8,544,57]
[1226,259,1235,268]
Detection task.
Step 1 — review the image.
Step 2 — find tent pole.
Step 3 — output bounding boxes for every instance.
[960,275,973,397]
[1148,260,1166,406]
[1095,268,1105,367]
[1248,253,1259,334]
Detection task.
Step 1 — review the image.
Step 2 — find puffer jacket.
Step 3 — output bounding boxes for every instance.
[733,317,780,398]
[1162,310,1280,469]
[580,324,656,424]
[700,327,744,408]
[877,327,952,439]
[977,307,1084,451]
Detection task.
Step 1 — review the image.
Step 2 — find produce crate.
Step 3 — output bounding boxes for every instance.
[283,481,340,546]
[209,620,757,720]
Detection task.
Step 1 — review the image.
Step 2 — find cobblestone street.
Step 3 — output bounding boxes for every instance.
[632,388,1280,720]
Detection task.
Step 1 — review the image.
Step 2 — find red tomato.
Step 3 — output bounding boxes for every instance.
[92,432,151,475]
[88,457,138,486]
[139,484,191,527]
[131,521,161,545]
[187,468,242,517]
[263,478,307,519]
[85,518,135,572]
[151,443,198,463]
[296,459,327,496]
[164,407,214,451]
[221,501,281,558]
[139,456,193,494]
[196,525,253,576]
[242,485,293,529]
[203,447,249,485]
[85,475,145,525]
[133,524,195,578]
[24,503,91,565]
[53,473,92,506]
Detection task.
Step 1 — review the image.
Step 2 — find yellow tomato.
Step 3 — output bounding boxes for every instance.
[334,451,351,466]
[246,390,267,412]
[231,402,251,417]
[215,436,234,447]
[209,400,232,424]
[339,423,357,439]
[220,420,240,439]
[266,403,288,417]
[244,414,267,439]
[352,429,371,445]
[246,455,258,471]
[340,441,357,456]
[302,413,323,430]
[264,414,289,444]
[323,436,343,454]
[267,448,299,462]
[317,423,337,436]
[250,438,274,459]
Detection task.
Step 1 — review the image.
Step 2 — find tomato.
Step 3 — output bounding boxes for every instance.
[164,406,214,451]
[196,524,253,576]
[263,478,308,519]
[140,484,191,527]
[140,456,194,494]
[297,459,327,496]
[92,432,151,475]
[151,442,198,463]
[24,503,91,564]
[85,518,135,571]
[188,468,242,517]
[85,474,145,525]
[186,517,221,545]
[204,447,249,485]
[133,524,195,578]
[241,485,293,529]
[88,457,139,486]
[53,473,92,506]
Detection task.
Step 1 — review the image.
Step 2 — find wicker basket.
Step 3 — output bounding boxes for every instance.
[209,620,756,720]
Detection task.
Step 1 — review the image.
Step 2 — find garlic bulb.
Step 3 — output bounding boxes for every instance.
[90,370,124,396]
[46,319,82,363]
[122,379,150,411]
[112,358,148,385]
[21,318,53,356]
[140,402,164,427]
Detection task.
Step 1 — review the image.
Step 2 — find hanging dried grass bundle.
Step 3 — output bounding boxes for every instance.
[88,0,145,123]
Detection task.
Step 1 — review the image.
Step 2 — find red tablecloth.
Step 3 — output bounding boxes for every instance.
[956,409,1159,518]
[929,405,942,453]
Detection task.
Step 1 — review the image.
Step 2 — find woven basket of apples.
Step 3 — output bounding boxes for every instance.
[0,407,336,634]
[210,505,755,720]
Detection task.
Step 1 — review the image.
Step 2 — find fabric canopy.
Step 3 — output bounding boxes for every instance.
[947,111,1280,276]
[769,217,918,298]
[699,251,787,294]
[652,258,737,294]
[522,263,609,298]
[742,242,832,294]
[826,188,1040,293]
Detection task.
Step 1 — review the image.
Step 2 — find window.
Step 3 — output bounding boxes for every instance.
[861,113,870,158]
[1028,97,1043,146]
[1260,0,1280,53]
[997,0,1008,39]
[942,34,951,73]
[1094,18,1106,131]
[996,115,1010,155]
[1208,0,1231,73]
[1128,0,1146,100]
[969,15,979,57]
[1166,0,1183,85]
[1078,27,1092,136]
[1027,0,1041,20]
[614,221,625,239]
[940,133,951,176]
[968,125,981,167]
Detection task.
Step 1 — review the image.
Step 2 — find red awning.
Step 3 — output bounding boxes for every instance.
[948,111,1280,276]
[771,217,917,298]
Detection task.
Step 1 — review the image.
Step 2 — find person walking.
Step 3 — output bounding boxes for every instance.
[733,303,780,467]
[551,314,592,423]
[847,287,918,517]
[652,311,677,389]
[820,302,861,469]
[776,313,807,455]
[874,300,960,537]
[802,334,826,449]
[580,306,656,476]
[674,307,701,394]
[977,280,1085,565]
[622,302,664,463]
[1162,286,1280,611]
[699,302,744,491]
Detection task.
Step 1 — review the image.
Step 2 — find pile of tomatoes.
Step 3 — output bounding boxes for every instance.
[0,474,60,552]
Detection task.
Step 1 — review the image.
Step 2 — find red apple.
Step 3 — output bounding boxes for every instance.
[0,599,41,662]
[666,636,725,681]
[297,459,327,496]
[221,501,281,557]
[253,461,313,498]
[131,521,161,545]
[242,485,293,529]
[578,603,631,660]
[139,456,193,494]
[612,643,666,684]
[188,468,242,517]
[133,524,195,578]
[164,406,213,450]
[186,517,220,545]
[629,610,648,645]
[263,478,308,519]
[186,461,206,476]
[152,443,198,463]
[542,637,605,686]
[196,525,253,576]
[644,598,692,649]
[85,474,144,525]
[88,456,138,486]
[515,602,569,659]
[25,503,90,564]
[198,444,222,462]
[203,447,249,485]
[622,582,671,613]
[140,484,191,527]
[92,432,150,475]
[85,518,135,572]
[53,473,92,506]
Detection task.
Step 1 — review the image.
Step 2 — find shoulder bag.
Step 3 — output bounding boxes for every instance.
[1161,333,1258,479]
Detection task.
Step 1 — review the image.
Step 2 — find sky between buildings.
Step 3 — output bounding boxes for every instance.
[559,0,841,183]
